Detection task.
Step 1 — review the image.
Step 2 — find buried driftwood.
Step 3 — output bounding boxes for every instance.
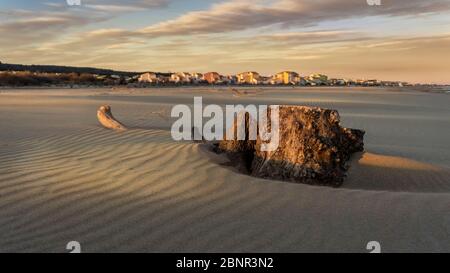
[97,105,127,131]
[215,106,365,187]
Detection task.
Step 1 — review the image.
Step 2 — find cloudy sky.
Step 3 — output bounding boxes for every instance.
[1,0,450,83]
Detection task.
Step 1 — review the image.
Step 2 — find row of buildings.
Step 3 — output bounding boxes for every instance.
[137,71,410,87]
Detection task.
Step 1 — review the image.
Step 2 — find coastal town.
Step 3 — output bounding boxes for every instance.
[0,62,430,88]
[135,71,412,87]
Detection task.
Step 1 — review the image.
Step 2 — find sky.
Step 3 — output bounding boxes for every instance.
[1,0,450,83]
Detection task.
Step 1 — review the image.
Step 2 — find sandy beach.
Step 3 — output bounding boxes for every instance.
[0,87,449,253]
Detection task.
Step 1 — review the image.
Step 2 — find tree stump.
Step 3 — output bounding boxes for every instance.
[216,106,365,187]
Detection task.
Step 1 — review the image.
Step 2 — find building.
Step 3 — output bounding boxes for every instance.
[170,72,192,83]
[362,79,379,86]
[272,71,300,85]
[217,75,235,85]
[190,73,204,84]
[259,76,273,85]
[204,72,221,84]
[236,72,260,85]
[179,72,192,83]
[169,73,180,83]
[138,72,158,83]
[329,78,348,86]
[298,77,308,86]
[307,74,328,85]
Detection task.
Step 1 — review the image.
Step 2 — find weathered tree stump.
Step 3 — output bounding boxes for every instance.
[97,105,127,131]
[216,106,365,187]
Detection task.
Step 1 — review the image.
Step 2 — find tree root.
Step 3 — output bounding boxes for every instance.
[97,105,127,131]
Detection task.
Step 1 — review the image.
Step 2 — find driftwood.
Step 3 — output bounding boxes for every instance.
[97,105,127,131]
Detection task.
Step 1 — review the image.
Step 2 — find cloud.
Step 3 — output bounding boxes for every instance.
[43,0,170,12]
[36,28,366,60]
[238,31,372,46]
[81,0,170,12]
[140,0,450,36]
[0,0,171,49]
[36,28,140,53]
[0,11,96,47]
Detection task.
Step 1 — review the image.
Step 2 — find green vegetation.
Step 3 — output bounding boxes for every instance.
[0,71,106,86]
[0,62,138,77]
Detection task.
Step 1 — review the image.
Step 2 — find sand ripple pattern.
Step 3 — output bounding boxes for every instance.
[0,126,449,252]
[0,89,449,252]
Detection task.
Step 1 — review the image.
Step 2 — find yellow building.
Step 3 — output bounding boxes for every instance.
[273,71,300,85]
[236,72,260,85]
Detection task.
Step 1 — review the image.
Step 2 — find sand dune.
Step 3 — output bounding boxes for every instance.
[345,153,450,193]
[0,87,449,252]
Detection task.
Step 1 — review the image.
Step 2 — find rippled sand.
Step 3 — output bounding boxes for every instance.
[0,87,449,252]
